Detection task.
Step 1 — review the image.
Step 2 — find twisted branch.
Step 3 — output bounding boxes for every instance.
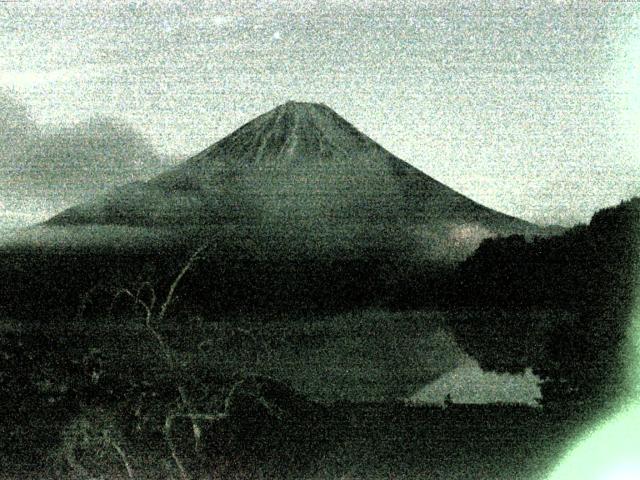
[158,245,208,322]
[163,374,285,479]
[78,243,284,479]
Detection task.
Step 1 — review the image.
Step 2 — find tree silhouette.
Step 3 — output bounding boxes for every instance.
[451,198,640,407]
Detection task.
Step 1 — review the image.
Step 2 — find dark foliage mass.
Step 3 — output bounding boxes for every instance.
[0,323,327,478]
[450,198,640,407]
[0,199,637,418]
[455,198,639,310]
[0,244,441,318]
[0,200,636,477]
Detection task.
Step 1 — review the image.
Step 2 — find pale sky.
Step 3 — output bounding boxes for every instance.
[1,0,639,231]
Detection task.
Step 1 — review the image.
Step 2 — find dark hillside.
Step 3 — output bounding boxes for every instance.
[450,198,640,407]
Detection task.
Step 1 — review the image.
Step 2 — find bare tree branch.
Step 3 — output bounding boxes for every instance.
[158,244,209,322]
[164,414,191,480]
[136,280,157,312]
[163,374,284,480]
[108,436,135,480]
[85,242,285,479]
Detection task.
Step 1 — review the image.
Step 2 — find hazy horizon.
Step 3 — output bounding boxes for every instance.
[1,0,639,231]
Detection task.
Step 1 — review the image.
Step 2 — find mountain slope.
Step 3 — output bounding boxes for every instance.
[46,101,536,241]
[1,102,555,315]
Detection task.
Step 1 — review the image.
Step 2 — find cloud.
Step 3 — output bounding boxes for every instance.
[409,355,542,406]
[447,223,494,250]
[0,90,39,158]
[22,117,164,187]
[0,89,175,227]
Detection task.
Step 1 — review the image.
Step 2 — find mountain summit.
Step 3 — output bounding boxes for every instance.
[47,101,536,248]
[3,102,550,315]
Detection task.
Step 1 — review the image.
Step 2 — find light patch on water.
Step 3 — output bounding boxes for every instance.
[408,355,542,406]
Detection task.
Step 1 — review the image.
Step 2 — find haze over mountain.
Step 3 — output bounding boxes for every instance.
[37,101,542,261]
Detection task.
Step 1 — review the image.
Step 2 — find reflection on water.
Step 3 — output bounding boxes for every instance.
[410,355,542,406]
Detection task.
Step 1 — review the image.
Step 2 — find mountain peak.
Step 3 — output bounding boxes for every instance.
[46,102,539,249]
[277,100,327,110]
[263,101,330,125]
[268,100,336,122]
[268,100,321,121]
